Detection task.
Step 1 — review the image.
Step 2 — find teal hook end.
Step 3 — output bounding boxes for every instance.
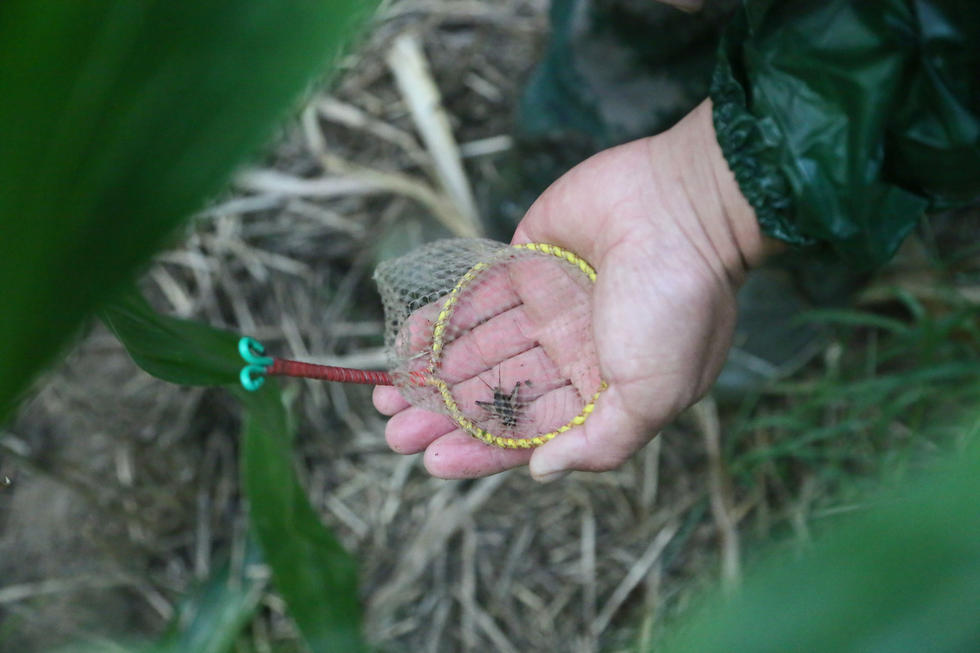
[240,364,267,391]
[238,337,273,391]
[239,336,274,366]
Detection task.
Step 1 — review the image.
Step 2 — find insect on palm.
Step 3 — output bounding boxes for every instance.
[474,368,529,430]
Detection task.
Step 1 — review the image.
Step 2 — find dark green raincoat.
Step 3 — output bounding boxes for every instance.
[523,0,979,268]
[712,0,980,267]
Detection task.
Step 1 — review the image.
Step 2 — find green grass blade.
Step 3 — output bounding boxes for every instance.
[143,539,266,653]
[0,0,378,421]
[241,386,367,653]
[795,308,912,335]
[54,541,264,653]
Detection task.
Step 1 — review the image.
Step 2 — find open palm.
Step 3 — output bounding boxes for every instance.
[374,102,758,480]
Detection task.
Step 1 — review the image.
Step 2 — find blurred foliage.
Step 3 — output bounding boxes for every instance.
[660,437,980,653]
[0,0,377,422]
[656,288,980,652]
[0,0,378,650]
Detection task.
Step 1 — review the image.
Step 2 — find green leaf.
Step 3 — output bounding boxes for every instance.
[0,0,378,421]
[241,385,367,653]
[661,439,980,653]
[100,289,242,386]
[143,539,266,653]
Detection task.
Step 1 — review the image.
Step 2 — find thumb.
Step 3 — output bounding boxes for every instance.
[527,384,653,481]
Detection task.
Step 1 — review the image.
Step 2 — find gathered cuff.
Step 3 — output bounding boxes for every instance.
[708,14,810,248]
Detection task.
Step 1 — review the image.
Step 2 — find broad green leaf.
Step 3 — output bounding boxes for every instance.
[100,289,241,386]
[661,439,980,653]
[242,385,367,653]
[0,0,378,421]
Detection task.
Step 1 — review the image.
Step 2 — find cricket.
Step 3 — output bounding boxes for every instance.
[474,368,530,430]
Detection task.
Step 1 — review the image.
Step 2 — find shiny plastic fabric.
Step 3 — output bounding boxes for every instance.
[712,0,980,267]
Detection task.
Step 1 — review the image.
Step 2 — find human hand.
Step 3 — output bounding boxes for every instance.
[374,100,769,480]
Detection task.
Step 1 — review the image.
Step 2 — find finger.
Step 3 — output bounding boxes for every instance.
[438,305,537,382]
[453,349,558,406]
[373,385,410,415]
[397,266,521,354]
[442,264,521,337]
[528,385,654,479]
[423,431,533,479]
[508,258,599,394]
[451,350,582,432]
[438,260,599,393]
[385,406,457,454]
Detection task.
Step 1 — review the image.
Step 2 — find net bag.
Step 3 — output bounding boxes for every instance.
[374,238,605,449]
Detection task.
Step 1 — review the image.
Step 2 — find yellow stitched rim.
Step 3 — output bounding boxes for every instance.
[423,243,606,449]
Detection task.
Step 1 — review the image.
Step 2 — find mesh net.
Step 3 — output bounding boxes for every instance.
[374,238,605,449]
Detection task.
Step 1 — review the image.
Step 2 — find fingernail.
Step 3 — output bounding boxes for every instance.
[533,469,570,484]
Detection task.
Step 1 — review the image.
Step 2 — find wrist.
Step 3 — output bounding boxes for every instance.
[651,99,774,284]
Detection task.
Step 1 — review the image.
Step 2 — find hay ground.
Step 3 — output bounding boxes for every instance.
[1,2,976,652]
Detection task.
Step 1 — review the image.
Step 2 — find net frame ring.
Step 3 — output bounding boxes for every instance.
[423,242,607,449]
